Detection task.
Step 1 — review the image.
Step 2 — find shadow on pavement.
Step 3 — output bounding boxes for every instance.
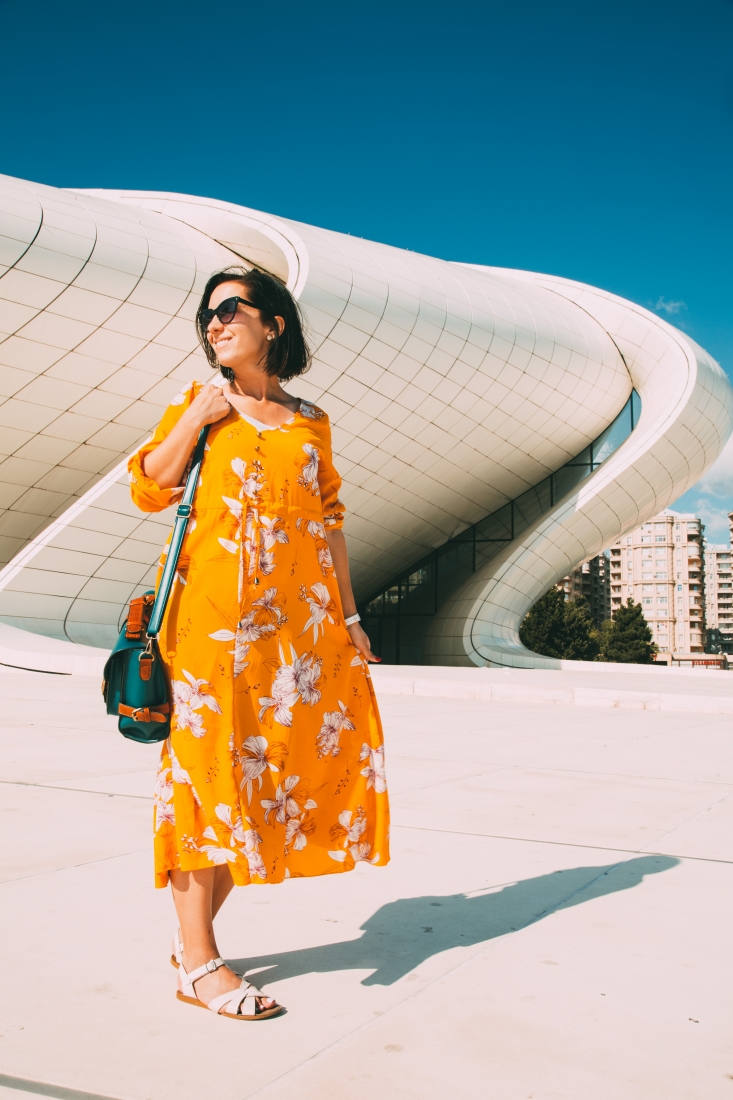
[230,854,678,987]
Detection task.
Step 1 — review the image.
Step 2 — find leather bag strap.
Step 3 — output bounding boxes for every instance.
[146,425,210,640]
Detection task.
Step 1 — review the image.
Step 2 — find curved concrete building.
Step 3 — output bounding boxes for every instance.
[0,173,730,666]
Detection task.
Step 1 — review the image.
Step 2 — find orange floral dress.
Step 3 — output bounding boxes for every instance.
[128,381,390,888]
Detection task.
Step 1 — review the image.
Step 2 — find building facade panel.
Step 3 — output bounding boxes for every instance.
[0,175,730,658]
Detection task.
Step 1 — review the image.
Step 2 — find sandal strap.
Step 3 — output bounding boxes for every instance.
[181,956,226,985]
[208,979,265,1016]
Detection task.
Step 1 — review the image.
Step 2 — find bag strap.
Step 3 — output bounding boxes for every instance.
[146,425,210,640]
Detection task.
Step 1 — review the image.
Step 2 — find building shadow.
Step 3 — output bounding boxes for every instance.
[229,854,678,988]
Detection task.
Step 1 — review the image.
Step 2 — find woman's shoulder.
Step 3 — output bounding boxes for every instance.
[298,398,329,425]
[168,378,210,409]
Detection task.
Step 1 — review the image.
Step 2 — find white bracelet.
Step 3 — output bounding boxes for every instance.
[344,613,361,627]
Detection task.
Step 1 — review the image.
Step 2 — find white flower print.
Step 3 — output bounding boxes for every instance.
[239,734,288,801]
[316,542,334,574]
[261,774,317,826]
[284,812,316,853]
[252,586,287,626]
[256,515,289,576]
[154,766,173,804]
[296,518,324,539]
[258,642,324,727]
[360,743,387,793]
[297,443,320,496]
[231,457,265,502]
[209,608,278,675]
[222,495,243,522]
[300,582,339,644]
[214,803,248,847]
[168,745,203,807]
[171,670,222,738]
[239,610,276,641]
[170,384,192,407]
[298,401,324,420]
[155,800,176,829]
[316,700,355,759]
[154,766,175,830]
[296,518,333,575]
[241,819,267,879]
[336,808,367,846]
[260,515,289,550]
[328,810,378,864]
[208,623,252,676]
[350,841,379,863]
[198,827,238,865]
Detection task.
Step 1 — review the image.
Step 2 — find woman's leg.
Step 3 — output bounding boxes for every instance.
[170,867,274,1010]
[212,864,235,919]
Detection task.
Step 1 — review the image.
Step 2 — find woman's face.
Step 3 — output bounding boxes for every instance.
[206,281,283,371]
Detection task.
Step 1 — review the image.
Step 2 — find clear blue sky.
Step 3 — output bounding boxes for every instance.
[1,0,731,534]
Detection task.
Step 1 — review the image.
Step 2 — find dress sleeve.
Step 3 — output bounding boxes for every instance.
[128,382,198,513]
[317,415,346,530]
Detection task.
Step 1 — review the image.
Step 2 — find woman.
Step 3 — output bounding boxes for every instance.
[129,267,390,1020]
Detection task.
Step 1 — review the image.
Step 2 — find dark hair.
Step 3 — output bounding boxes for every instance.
[196,266,310,383]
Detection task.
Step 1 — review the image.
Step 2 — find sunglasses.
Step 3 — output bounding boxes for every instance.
[200,295,257,330]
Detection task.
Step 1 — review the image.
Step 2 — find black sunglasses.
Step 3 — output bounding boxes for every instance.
[200,295,257,330]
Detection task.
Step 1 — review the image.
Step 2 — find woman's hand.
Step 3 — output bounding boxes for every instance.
[347,621,381,663]
[142,383,232,489]
[183,382,231,430]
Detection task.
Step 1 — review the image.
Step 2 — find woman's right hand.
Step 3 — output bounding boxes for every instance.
[184,382,232,429]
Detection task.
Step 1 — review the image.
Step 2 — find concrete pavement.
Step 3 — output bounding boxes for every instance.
[0,666,731,1099]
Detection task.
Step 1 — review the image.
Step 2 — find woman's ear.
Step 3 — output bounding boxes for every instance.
[274,315,285,336]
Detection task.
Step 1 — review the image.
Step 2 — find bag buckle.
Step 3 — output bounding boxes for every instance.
[176,504,192,518]
[138,643,155,681]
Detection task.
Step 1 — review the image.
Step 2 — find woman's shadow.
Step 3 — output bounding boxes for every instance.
[231,854,677,987]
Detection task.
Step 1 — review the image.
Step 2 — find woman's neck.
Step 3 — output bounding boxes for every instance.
[226,367,293,407]
[222,368,300,426]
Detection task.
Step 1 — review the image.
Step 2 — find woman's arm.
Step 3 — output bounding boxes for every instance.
[142,383,231,488]
[326,529,380,663]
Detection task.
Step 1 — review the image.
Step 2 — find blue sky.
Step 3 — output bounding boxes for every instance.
[1,0,731,537]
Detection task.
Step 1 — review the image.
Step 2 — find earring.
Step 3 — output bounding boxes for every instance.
[266,334,275,341]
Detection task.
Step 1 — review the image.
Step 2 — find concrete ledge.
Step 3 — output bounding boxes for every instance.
[0,623,108,677]
[370,663,733,714]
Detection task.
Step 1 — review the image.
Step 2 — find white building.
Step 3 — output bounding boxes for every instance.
[608,512,705,654]
[0,173,731,667]
[704,543,733,651]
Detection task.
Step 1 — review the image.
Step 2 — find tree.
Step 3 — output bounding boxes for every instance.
[519,588,600,661]
[598,598,658,664]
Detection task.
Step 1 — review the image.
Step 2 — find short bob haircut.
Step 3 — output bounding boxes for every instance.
[196,266,310,383]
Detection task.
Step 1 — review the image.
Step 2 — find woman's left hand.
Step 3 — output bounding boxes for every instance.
[347,622,381,662]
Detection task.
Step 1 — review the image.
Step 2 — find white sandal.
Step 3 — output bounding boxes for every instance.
[170,929,184,969]
[176,956,283,1020]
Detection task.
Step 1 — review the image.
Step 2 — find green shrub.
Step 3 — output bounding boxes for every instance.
[519,588,600,661]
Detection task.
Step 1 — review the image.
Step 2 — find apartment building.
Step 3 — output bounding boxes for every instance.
[608,511,705,653]
[704,544,733,652]
[558,554,612,626]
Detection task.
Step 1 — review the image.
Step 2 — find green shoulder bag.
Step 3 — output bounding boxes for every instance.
[102,425,210,743]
